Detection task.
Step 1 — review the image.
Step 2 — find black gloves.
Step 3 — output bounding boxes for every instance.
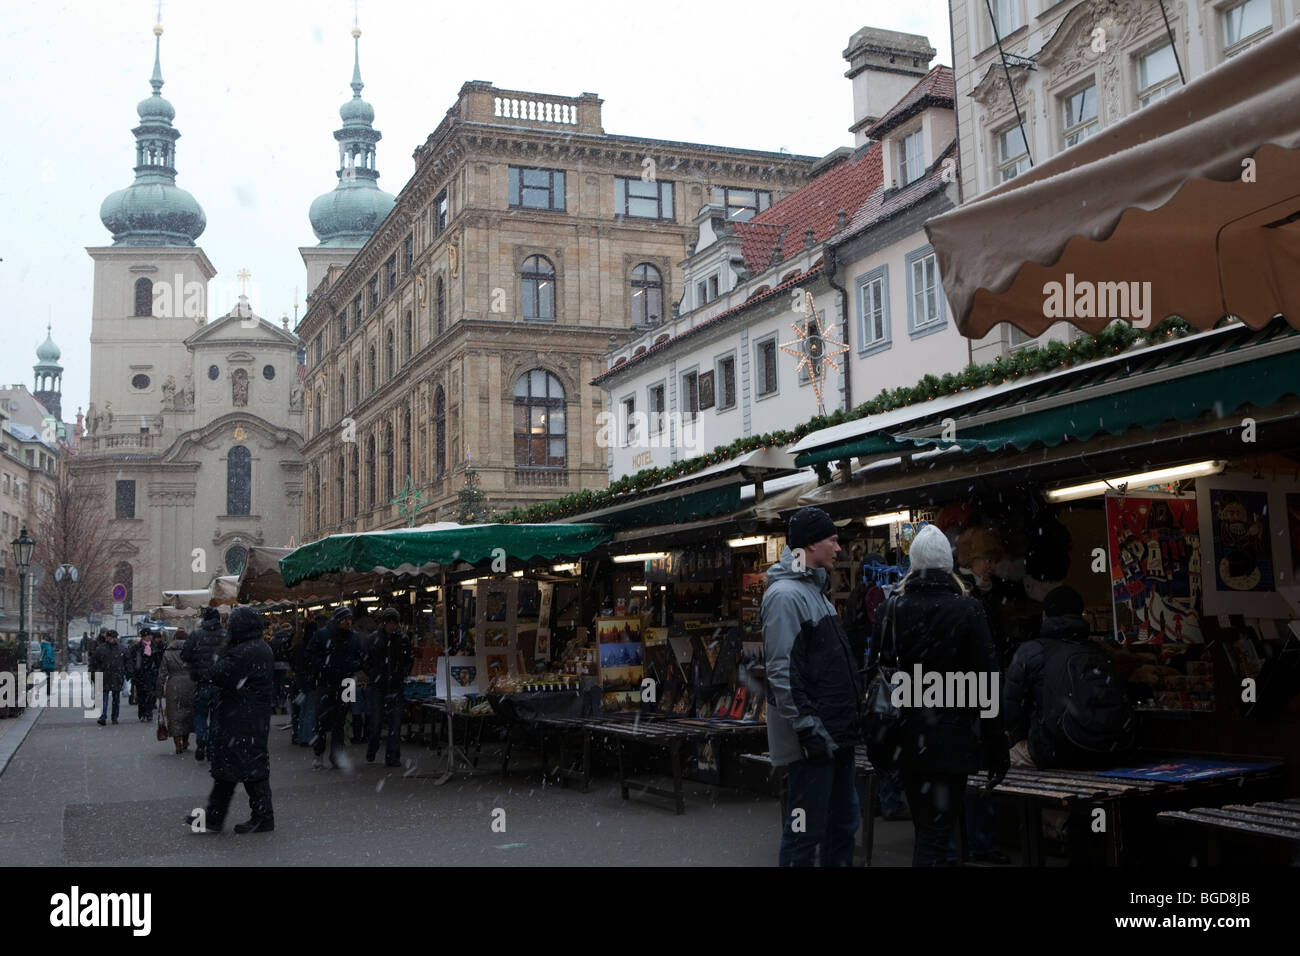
[798,728,833,766]
[985,747,1010,791]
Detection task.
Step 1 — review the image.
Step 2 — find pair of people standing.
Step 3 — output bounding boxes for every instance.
[762,509,1007,867]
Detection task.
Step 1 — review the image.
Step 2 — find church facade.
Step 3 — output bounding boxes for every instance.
[72,25,304,611]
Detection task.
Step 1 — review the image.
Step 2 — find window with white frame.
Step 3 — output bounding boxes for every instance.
[897,129,924,186]
[857,267,889,351]
[621,396,637,446]
[1137,43,1179,107]
[696,273,720,308]
[712,186,771,222]
[616,178,674,220]
[997,124,1029,182]
[648,383,666,435]
[989,0,1022,39]
[1222,0,1271,57]
[1061,83,1099,149]
[906,247,943,334]
[681,370,700,422]
[715,353,736,410]
[755,336,778,397]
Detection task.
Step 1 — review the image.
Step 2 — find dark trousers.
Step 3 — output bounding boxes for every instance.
[206,777,274,829]
[136,682,156,720]
[367,689,404,763]
[778,746,860,867]
[901,769,968,867]
[193,682,219,744]
[314,686,348,759]
[100,690,120,722]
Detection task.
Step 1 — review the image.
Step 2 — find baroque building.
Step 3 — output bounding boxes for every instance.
[295,69,818,538]
[72,25,304,612]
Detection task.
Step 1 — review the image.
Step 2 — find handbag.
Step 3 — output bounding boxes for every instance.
[862,594,904,770]
[156,698,169,741]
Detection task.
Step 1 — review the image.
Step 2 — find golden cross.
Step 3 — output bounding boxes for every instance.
[236,269,252,296]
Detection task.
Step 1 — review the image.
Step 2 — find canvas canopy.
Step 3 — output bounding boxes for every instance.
[926,21,1300,339]
[278,522,612,587]
[236,546,386,603]
[159,588,216,610]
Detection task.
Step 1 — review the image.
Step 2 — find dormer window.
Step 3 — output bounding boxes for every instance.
[712,187,770,222]
[897,128,924,186]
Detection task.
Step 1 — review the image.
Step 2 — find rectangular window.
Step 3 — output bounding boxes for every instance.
[1137,43,1179,107]
[337,310,347,340]
[897,129,924,186]
[648,384,666,435]
[857,268,890,352]
[989,0,1021,37]
[385,256,398,295]
[1062,84,1099,149]
[352,296,362,333]
[1223,0,1271,55]
[115,479,135,519]
[368,275,379,311]
[712,186,771,222]
[434,190,448,234]
[714,355,736,411]
[696,281,708,308]
[907,247,944,334]
[997,125,1029,182]
[508,167,566,211]
[402,235,414,272]
[756,337,778,397]
[708,275,719,301]
[681,370,699,422]
[615,177,674,219]
[315,333,324,365]
[621,396,636,446]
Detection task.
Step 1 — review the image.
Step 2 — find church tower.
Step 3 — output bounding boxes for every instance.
[33,326,63,421]
[300,25,396,296]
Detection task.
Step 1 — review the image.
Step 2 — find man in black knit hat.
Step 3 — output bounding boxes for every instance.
[761,506,863,866]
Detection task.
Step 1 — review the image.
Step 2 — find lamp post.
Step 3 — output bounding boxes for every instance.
[54,563,78,669]
[11,526,35,651]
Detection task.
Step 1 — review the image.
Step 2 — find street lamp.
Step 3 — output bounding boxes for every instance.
[11,526,35,649]
[54,563,78,668]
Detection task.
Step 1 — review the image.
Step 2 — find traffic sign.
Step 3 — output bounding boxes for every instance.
[112,584,127,602]
[92,600,104,612]
[112,603,124,616]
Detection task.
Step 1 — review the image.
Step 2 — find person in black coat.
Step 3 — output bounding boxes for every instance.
[131,629,162,722]
[366,607,414,766]
[92,631,126,725]
[308,606,362,769]
[182,608,227,762]
[189,606,275,834]
[868,525,1009,866]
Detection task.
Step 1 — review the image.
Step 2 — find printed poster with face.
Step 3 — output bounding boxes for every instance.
[1105,493,1203,644]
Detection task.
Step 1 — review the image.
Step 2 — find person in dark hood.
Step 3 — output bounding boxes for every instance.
[188,606,275,834]
[308,606,362,769]
[92,630,126,725]
[182,607,227,762]
[290,619,321,746]
[761,506,864,867]
[366,607,414,766]
[869,524,1008,866]
[1003,585,1136,769]
[130,629,162,722]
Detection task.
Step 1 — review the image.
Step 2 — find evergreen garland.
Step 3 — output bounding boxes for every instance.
[499,318,1192,524]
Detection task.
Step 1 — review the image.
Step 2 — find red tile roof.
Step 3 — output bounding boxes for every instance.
[844,140,957,238]
[866,65,955,140]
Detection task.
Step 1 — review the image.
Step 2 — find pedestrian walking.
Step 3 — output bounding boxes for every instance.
[867,524,1009,867]
[270,627,292,714]
[350,612,375,744]
[156,627,196,754]
[188,606,275,834]
[91,631,125,725]
[79,633,92,666]
[131,629,161,722]
[366,608,414,766]
[39,637,56,697]
[761,506,864,867]
[308,606,361,769]
[182,607,227,762]
[290,620,320,746]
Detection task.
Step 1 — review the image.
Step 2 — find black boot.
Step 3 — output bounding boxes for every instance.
[195,741,206,762]
[233,817,275,834]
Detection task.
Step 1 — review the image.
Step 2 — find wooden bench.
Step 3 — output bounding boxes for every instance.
[741,751,878,866]
[1158,798,1300,864]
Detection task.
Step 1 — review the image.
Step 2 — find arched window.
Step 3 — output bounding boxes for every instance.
[366,434,376,508]
[402,408,412,484]
[337,371,346,420]
[435,386,446,479]
[384,422,395,500]
[385,330,395,380]
[630,263,663,326]
[113,561,134,611]
[336,453,345,524]
[352,359,361,409]
[367,346,376,394]
[134,277,153,317]
[227,446,251,515]
[513,369,566,467]
[350,445,359,516]
[521,255,555,321]
[435,277,445,334]
[404,311,413,362]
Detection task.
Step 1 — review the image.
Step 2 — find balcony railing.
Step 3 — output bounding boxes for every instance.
[513,467,570,488]
[493,95,578,125]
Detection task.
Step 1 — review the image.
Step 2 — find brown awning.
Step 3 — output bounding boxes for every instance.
[927,21,1300,338]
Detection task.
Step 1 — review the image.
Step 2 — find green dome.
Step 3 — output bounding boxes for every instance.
[36,328,61,363]
[101,181,206,246]
[340,96,374,125]
[309,182,395,246]
[137,91,175,122]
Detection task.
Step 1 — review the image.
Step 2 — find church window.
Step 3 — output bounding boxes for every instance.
[115,480,136,519]
[134,278,154,317]
[208,364,220,381]
[262,365,275,381]
[224,546,248,576]
[131,374,151,390]
[227,446,251,516]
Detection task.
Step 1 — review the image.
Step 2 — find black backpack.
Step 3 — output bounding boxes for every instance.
[1045,641,1135,754]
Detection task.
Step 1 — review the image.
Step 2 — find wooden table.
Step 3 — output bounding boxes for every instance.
[1158,797,1300,864]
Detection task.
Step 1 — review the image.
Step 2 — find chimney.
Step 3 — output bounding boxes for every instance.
[843,27,936,147]
[803,228,816,249]
[835,209,848,232]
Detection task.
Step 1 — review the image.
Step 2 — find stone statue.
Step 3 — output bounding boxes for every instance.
[232,368,249,407]
[102,402,113,432]
[162,375,177,408]
[289,379,304,410]
[181,371,195,408]
[86,402,99,435]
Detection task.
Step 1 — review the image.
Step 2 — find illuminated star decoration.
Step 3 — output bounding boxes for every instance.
[779,290,848,415]
[391,474,425,527]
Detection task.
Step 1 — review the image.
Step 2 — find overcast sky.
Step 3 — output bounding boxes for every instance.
[0,0,952,422]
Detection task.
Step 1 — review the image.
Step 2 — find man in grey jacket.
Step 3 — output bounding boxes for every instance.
[762,506,864,866]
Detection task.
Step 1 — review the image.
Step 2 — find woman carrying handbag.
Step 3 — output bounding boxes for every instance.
[156,629,196,754]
